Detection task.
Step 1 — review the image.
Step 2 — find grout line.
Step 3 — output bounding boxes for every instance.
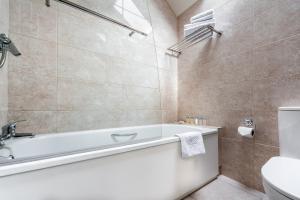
[8,109,164,112]
[253,142,280,149]
[55,3,59,133]
[253,32,300,50]
[146,0,164,123]
[10,31,158,70]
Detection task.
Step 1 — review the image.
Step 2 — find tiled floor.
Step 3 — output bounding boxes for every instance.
[184,176,266,200]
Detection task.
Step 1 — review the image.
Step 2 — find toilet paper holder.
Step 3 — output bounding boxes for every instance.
[241,118,255,128]
[238,118,256,138]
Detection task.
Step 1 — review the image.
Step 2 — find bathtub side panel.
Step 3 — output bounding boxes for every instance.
[0,134,218,200]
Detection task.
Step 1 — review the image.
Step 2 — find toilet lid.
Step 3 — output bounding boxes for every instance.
[262,156,300,200]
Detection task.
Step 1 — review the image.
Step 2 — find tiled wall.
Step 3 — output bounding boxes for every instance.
[0,0,9,126]
[178,0,300,191]
[7,0,178,133]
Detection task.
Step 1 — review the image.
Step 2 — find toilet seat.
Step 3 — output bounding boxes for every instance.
[262,156,300,200]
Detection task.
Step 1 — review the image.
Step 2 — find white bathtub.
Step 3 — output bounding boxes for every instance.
[0,124,219,200]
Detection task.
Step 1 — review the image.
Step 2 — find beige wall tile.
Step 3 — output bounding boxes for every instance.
[253,76,300,112]
[151,16,177,49]
[254,0,300,46]
[0,0,9,32]
[160,89,177,111]
[8,71,57,111]
[148,0,177,49]
[178,0,300,191]
[220,51,255,83]
[8,33,57,71]
[0,0,9,123]
[106,58,159,89]
[148,0,176,22]
[253,0,280,16]
[7,0,178,133]
[58,45,107,84]
[0,111,7,126]
[125,86,161,110]
[253,111,279,147]
[221,138,254,187]
[57,79,107,111]
[214,81,253,112]
[0,83,8,111]
[56,110,127,132]
[178,58,203,88]
[8,33,57,111]
[253,144,279,191]
[159,68,177,92]
[58,79,127,111]
[125,109,162,126]
[217,19,254,57]
[253,34,300,80]
[0,0,9,126]
[215,0,253,27]
[156,47,178,70]
[10,0,57,42]
[162,109,177,123]
[0,64,8,87]
[8,111,57,134]
[58,12,157,66]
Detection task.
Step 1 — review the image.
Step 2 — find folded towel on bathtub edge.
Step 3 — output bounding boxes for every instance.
[175,131,206,158]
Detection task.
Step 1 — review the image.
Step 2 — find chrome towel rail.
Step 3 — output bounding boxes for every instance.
[166,25,222,57]
[45,0,148,37]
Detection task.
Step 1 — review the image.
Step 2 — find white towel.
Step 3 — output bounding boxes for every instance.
[176,132,206,158]
[190,13,214,23]
[184,20,215,37]
[190,9,214,22]
[184,19,215,29]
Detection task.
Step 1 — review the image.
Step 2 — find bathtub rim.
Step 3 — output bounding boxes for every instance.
[0,124,219,177]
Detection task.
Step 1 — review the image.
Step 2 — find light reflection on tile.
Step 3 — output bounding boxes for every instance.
[7,0,178,133]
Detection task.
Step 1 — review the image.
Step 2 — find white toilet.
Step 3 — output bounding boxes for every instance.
[262,107,300,200]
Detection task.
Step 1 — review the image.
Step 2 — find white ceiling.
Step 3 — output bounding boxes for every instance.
[166,0,198,16]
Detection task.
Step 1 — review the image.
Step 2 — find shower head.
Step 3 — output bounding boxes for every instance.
[0,33,21,68]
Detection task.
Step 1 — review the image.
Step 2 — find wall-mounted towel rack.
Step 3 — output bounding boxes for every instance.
[166,25,222,57]
[45,0,148,37]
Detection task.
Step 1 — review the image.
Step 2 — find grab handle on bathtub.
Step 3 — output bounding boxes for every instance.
[111,133,138,137]
[111,133,138,142]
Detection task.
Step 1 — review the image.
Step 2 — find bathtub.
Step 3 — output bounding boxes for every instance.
[0,124,219,200]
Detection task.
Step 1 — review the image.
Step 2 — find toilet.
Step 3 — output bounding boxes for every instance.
[262,107,300,200]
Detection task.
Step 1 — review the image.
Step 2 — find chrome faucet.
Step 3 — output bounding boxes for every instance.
[0,33,21,68]
[0,120,34,147]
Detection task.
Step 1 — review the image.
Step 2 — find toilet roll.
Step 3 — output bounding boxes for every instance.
[238,126,254,138]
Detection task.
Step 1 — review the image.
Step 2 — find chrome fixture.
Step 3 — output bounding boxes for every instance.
[0,33,21,68]
[0,120,34,147]
[0,146,15,160]
[111,133,138,142]
[167,25,222,57]
[241,118,255,128]
[45,0,148,37]
[186,115,208,125]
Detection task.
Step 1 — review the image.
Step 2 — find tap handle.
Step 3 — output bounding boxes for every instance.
[0,33,11,44]
[7,120,26,137]
[9,119,26,126]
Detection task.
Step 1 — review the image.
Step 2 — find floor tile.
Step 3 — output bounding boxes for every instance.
[185,176,265,200]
